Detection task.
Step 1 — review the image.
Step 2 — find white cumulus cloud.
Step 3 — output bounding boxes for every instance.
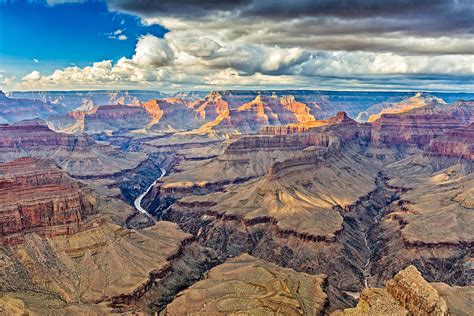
[22,71,42,81]
[132,35,174,67]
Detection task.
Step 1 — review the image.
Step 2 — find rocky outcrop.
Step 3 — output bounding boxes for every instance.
[0,118,94,150]
[260,111,357,136]
[386,265,449,315]
[189,91,232,121]
[0,157,98,243]
[84,104,152,132]
[192,93,320,135]
[143,98,203,131]
[333,265,473,316]
[366,92,447,122]
[332,288,409,315]
[0,221,193,314]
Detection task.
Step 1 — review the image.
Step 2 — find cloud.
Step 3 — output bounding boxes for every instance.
[22,71,42,81]
[132,34,174,67]
[6,1,474,91]
[107,28,128,40]
[109,0,474,35]
[115,0,473,55]
[107,0,251,17]
[8,32,474,92]
[45,0,87,6]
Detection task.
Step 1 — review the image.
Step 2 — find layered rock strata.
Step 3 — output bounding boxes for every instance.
[0,157,98,243]
[428,123,474,160]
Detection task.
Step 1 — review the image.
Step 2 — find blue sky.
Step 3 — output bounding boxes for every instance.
[0,0,166,77]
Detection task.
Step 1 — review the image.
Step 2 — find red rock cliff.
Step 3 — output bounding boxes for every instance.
[0,158,98,243]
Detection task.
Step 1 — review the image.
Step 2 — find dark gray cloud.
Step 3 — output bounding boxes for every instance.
[108,0,474,35]
[108,0,251,17]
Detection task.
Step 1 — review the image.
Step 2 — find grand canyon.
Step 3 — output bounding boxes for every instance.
[0,89,472,315]
[1,0,473,315]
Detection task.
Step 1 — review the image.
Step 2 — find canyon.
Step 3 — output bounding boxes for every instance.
[0,90,472,315]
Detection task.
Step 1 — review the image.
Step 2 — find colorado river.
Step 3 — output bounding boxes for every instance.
[134,168,166,217]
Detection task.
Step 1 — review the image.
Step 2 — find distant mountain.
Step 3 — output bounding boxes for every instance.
[0,91,66,123]
[9,89,474,136]
[9,90,167,113]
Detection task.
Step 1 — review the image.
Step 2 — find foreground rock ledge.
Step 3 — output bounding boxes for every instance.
[333,265,473,316]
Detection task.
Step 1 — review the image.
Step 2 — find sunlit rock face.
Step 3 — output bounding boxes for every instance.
[333,265,471,316]
[366,92,447,122]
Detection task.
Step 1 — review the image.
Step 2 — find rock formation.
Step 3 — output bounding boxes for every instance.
[0,158,209,314]
[84,104,152,133]
[0,91,66,124]
[386,266,449,315]
[0,157,98,243]
[428,123,474,160]
[370,101,473,147]
[0,221,193,313]
[0,119,146,177]
[161,254,328,315]
[333,266,470,316]
[366,92,447,122]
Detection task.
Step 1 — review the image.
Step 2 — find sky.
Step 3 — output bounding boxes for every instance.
[0,0,473,92]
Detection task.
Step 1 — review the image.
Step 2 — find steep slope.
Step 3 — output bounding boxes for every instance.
[428,123,474,160]
[0,157,203,314]
[143,98,205,131]
[83,104,152,133]
[366,155,473,286]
